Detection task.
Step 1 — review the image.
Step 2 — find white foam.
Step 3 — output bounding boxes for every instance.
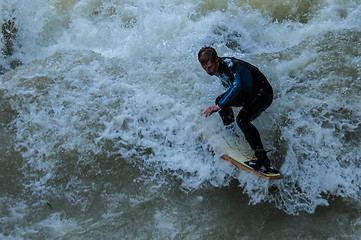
[1,0,361,218]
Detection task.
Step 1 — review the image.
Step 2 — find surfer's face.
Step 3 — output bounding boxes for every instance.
[201,58,219,76]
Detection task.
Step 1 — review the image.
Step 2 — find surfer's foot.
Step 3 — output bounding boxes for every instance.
[246,160,279,174]
[260,164,279,175]
[254,150,271,168]
[246,160,266,171]
[247,149,279,175]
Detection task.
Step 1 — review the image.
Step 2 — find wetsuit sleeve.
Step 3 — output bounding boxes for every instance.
[217,65,252,108]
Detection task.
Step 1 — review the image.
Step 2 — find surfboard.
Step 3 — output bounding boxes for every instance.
[201,131,283,180]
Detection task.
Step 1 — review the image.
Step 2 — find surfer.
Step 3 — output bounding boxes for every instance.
[199,46,275,173]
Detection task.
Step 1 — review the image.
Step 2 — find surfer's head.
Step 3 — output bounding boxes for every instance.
[198,46,219,76]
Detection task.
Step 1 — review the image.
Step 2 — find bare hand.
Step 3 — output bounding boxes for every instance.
[203,105,221,118]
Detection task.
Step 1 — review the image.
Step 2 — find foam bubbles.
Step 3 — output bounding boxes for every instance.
[1,0,361,220]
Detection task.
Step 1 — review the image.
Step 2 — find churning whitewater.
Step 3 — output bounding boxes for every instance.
[1,0,361,239]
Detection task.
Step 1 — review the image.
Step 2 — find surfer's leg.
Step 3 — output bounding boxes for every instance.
[215,94,234,125]
[236,115,265,152]
[236,86,273,167]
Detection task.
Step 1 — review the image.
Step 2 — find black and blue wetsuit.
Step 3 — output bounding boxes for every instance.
[215,57,273,166]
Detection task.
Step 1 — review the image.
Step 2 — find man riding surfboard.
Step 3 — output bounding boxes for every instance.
[199,46,278,174]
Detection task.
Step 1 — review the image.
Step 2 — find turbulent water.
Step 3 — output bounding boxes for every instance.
[1,0,361,239]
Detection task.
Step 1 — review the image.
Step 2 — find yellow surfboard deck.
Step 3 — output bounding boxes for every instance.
[202,131,283,180]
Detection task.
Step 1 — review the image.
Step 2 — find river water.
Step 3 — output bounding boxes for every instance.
[1,0,361,239]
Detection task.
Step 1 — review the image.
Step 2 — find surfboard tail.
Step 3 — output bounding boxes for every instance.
[222,155,283,180]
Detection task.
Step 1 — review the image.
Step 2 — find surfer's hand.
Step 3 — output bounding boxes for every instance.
[204,105,220,118]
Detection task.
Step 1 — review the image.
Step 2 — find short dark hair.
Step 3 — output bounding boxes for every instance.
[198,46,218,65]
